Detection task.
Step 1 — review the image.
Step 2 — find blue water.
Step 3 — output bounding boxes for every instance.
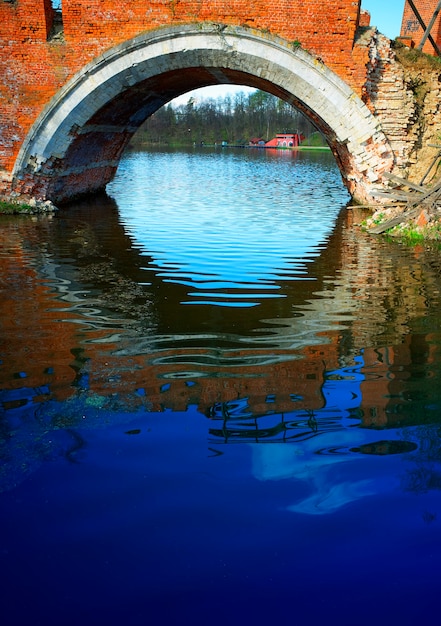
[2,405,440,625]
[1,148,441,626]
[111,149,343,307]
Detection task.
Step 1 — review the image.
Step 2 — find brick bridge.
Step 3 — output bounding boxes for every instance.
[1,1,440,205]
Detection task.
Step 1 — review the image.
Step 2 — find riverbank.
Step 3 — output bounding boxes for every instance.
[0,197,57,215]
[245,145,331,151]
[362,202,441,244]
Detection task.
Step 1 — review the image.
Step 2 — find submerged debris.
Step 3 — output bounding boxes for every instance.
[366,145,441,241]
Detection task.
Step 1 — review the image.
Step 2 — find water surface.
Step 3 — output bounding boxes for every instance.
[1,148,441,625]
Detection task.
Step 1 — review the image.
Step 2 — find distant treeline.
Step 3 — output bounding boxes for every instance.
[129,90,326,147]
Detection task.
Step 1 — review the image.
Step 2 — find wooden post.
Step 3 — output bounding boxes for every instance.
[417,0,441,51]
[406,0,441,56]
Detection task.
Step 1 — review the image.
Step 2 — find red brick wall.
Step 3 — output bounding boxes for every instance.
[359,9,371,28]
[0,0,368,179]
[59,0,361,55]
[400,0,441,54]
[0,0,54,41]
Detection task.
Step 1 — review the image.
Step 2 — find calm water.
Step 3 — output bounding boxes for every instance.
[1,147,441,625]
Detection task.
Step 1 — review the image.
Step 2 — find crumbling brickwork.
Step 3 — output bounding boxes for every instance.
[363,30,441,184]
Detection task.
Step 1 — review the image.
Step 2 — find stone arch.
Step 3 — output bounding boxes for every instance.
[12,23,393,204]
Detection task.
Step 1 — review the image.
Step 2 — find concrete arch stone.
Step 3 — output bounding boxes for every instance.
[13,23,393,203]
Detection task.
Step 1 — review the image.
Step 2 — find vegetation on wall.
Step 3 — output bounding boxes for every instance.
[393,39,441,71]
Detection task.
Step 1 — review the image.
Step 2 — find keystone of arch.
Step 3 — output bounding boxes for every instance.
[13,23,393,203]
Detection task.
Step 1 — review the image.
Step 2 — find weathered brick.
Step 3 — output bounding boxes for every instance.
[0,0,369,183]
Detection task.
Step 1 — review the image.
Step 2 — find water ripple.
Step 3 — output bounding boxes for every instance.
[108,148,348,307]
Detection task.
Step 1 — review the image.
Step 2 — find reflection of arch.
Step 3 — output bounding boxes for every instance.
[13,24,393,203]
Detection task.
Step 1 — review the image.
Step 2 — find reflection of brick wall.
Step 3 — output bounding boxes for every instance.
[400,0,441,54]
[0,0,370,178]
[0,231,79,401]
[86,341,340,415]
[2,208,437,431]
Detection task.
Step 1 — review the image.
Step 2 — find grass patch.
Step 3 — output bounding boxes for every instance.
[393,40,441,71]
[387,220,441,248]
[301,131,328,147]
[0,198,57,215]
[372,212,385,225]
[393,227,425,244]
[0,200,33,214]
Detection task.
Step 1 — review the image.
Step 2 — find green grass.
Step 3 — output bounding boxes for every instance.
[372,212,385,225]
[0,198,57,215]
[387,221,441,248]
[301,131,328,147]
[0,200,33,214]
[393,40,441,71]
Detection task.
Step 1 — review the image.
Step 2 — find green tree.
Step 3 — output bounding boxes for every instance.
[129,89,324,148]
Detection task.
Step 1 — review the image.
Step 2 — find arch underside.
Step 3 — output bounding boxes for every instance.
[13,24,393,204]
